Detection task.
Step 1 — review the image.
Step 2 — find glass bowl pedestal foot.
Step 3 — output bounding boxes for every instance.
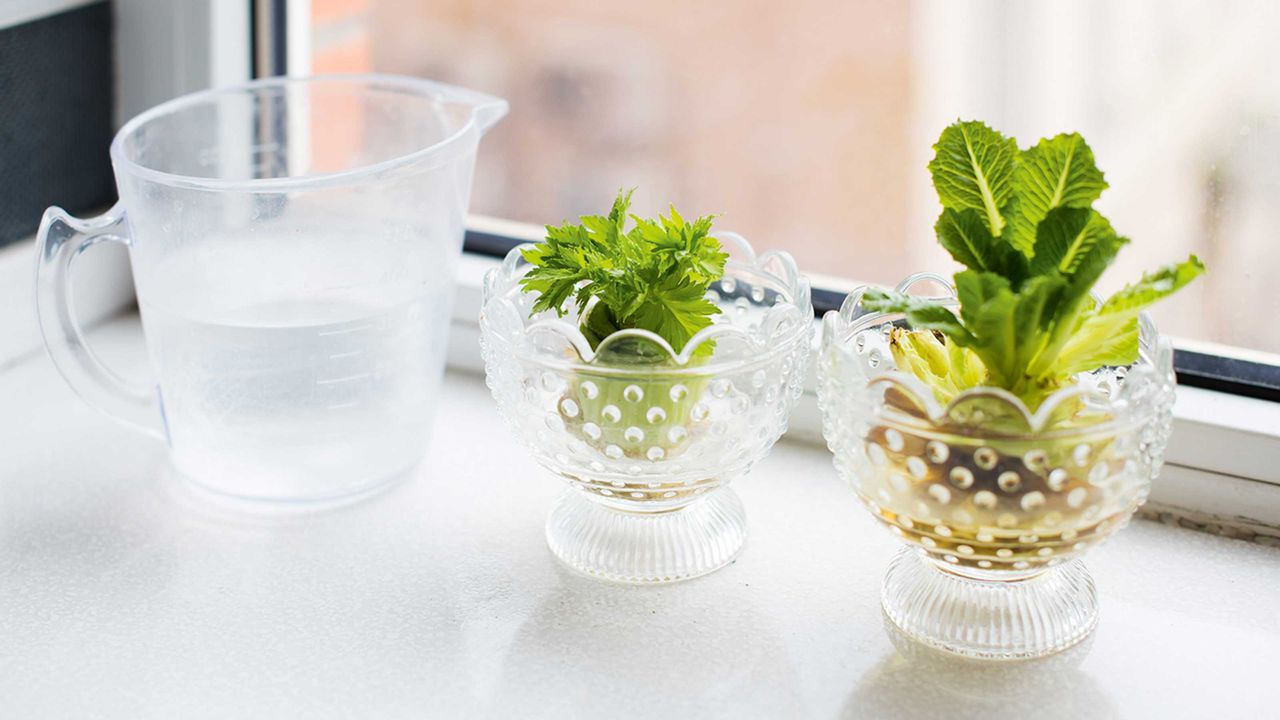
[881,547,1099,660]
[545,487,747,583]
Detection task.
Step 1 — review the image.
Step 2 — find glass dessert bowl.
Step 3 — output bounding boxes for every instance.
[818,275,1176,659]
[480,234,812,583]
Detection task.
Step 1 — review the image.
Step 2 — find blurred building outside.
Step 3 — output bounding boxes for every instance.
[310,0,1280,361]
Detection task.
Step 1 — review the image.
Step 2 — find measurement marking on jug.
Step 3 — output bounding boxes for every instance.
[327,400,361,409]
[328,350,364,359]
[315,372,374,385]
[317,323,377,337]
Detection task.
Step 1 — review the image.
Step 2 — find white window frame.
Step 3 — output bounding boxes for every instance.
[0,0,252,367]
[0,1,1275,540]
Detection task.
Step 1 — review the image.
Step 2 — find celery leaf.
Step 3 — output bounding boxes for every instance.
[519,189,727,354]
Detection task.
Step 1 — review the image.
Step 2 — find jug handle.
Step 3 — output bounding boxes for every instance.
[35,204,166,439]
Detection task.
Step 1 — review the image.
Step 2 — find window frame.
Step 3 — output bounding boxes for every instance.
[0,0,99,29]
[0,0,254,366]
[0,1,1274,534]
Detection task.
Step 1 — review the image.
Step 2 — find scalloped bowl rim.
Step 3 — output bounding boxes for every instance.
[481,232,814,376]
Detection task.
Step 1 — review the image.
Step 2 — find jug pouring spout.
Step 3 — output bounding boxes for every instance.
[471,94,509,135]
[423,80,508,137]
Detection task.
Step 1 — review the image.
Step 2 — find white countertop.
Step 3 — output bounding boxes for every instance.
[3,316,1279,719]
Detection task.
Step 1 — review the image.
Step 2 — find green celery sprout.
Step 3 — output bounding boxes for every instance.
[519,190,728,462]
[520,188,726,355]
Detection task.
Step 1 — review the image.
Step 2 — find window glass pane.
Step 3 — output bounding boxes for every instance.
[312,0,1280,362]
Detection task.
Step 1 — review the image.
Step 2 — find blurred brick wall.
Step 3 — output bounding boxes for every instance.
[309,0,371,172]
[312,0,913,285]
[307,1,1280,355]
[312,0,373,73]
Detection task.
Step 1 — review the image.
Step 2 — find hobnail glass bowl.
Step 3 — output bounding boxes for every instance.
[817,274,1175,658]
[480,233,813,583]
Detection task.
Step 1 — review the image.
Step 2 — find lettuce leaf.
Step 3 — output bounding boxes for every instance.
[936,208,1028,284]
[1051,255,1206,373]
[928,120,1019,237]
[1005,133,1109,255]
[887,327,986,404]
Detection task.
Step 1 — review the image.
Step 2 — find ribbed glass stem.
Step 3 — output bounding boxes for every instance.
[545,487,747,583]
[881,547,1098,659]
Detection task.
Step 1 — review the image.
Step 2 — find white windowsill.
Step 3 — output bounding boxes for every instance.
[1,312,1278,717]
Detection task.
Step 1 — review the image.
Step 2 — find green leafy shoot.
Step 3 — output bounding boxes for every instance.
[519,189,728,356]
[865,121,1205,409]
